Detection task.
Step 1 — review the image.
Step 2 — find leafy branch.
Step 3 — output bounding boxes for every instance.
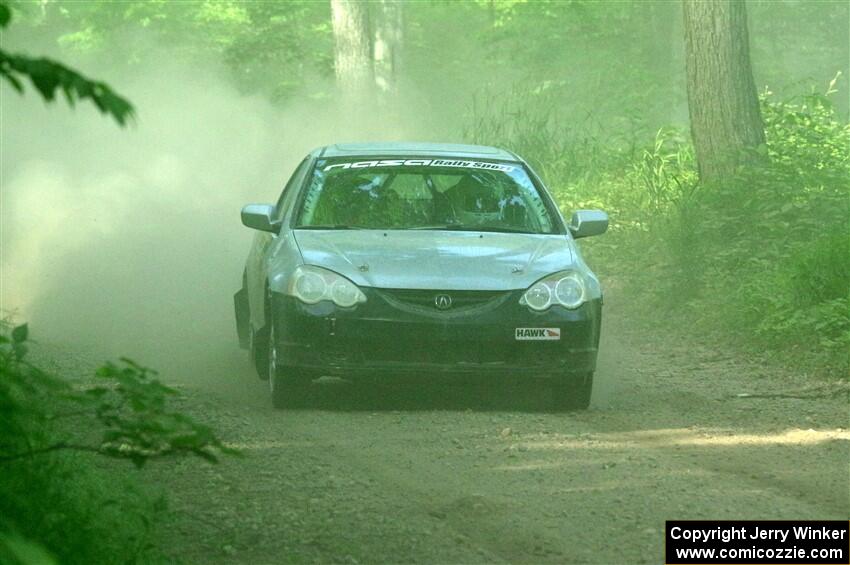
[0,2,134,126]
[0,441,105,463]
[0,323,236,468]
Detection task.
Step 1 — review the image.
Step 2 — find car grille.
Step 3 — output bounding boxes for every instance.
[375,288,512,315]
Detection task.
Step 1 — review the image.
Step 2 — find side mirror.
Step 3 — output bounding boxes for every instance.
[241,204,279,233]
[569,209,609,239]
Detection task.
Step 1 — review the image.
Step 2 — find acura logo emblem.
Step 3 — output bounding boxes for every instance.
[434,294,452,310]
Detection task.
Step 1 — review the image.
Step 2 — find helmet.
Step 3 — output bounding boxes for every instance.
[452,174,500,214]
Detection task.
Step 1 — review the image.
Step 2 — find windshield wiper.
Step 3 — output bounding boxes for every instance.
[408,223,464,230]
[295,224,367,230]
[409,224,534,234]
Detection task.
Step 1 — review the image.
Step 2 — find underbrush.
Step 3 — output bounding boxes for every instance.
[466,80,849,377]
[1,453,166,564]
[0,322,232,563]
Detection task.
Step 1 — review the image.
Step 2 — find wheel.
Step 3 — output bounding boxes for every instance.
[267,315,305,409]
[234,271,251,350]
[551,372,593,412]
[249,324,270,380]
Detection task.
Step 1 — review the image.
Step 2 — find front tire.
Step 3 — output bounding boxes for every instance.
[250,325,270,380]
[267,314,305,409]
[551,372,593,412]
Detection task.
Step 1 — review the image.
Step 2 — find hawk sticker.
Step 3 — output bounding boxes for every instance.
[515,328,561,341]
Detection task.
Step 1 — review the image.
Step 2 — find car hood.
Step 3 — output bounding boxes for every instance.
[292,230,574,290]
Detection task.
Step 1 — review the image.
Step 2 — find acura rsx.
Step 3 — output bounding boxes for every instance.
[234,142,608,410]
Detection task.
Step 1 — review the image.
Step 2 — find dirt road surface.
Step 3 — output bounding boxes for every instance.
[132,295,849,563]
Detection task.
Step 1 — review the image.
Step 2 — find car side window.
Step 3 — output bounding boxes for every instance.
[274,158,311,222]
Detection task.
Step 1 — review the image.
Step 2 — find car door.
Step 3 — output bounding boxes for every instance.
[246,157,313,331]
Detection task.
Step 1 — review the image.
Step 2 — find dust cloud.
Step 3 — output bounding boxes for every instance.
[1,55,441,381]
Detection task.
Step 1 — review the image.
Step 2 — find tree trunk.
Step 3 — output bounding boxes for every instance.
[682,0,765,183]
[372,0,402,94]
[331,0,373,98]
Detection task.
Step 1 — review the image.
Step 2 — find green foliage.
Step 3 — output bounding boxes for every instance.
[734,233,850,353]
[0,331,232,467]
[635,88,848,374]
[0,52,134,125]
[786,233,850,307]
[0,448,167,564]
[463,87,700,234]
[9,0,846,120]
[0,323,234,562]
[48,0,332,102]
[0,1,134,125]
[626,128,699,214]
[1,532,58,565]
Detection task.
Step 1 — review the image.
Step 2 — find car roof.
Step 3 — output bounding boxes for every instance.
[313,142,519,162]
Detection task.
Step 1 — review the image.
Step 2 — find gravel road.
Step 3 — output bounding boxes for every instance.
[143,297,848,564]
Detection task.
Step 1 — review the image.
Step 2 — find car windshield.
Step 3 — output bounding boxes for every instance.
[295,158,559,234]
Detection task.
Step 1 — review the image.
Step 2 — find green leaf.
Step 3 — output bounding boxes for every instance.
[85,387,109,398]
[11,323,28,343]
[12,343,28,361]
[0,70,24,93]
[0,4,10,28]
[0,532,58,565]
[0,50,135,126]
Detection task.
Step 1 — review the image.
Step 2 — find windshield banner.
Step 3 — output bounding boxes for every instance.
[323,159,516,173]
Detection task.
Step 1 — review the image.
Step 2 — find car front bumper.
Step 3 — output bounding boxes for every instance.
[271,288,601,381]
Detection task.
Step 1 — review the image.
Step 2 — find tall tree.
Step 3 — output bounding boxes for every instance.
[330,0,372,98]
[372,0,402,94]
[682,0,765,182]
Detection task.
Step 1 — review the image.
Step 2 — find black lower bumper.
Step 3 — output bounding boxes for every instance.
[271,288,601,381]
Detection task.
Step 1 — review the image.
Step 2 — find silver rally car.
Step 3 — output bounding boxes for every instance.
[234,142,608,410]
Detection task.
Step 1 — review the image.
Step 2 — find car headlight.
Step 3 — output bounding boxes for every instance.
[554,273,585,309]
[520,271,587,311]
[287,265,366,307]
[524,281,552,311]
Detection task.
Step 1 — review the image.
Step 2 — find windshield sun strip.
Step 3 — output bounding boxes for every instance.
[293,157,563,234]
